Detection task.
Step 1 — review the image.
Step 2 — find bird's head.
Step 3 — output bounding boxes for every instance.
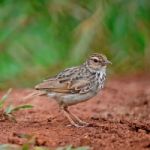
[86,53,112,72]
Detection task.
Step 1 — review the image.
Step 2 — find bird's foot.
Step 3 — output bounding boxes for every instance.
[77,120,89,126]
[66,120,90,127]
[66,123,87,128]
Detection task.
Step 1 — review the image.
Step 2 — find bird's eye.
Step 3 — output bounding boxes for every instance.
[93,59,98,63]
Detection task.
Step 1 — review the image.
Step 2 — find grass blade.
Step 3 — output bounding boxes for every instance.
[0,88,12,109]
[4,105,14,114]
[11,105,33,113]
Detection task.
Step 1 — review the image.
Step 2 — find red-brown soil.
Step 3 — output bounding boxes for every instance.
[0,74,150,150]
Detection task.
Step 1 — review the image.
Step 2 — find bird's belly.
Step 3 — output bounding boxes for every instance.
[59,90,98,106]
[47,91,98,106]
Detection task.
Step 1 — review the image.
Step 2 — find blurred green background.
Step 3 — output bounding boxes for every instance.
[0,0,150,89]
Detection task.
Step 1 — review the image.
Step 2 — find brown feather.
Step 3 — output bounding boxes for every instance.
[35,78,91,94]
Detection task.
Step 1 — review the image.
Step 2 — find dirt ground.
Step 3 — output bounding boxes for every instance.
[0,74,150,150]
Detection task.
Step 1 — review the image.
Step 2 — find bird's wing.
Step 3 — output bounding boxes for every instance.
[35,67,93,94]
[35,78,92,94]
[43,67,78,82]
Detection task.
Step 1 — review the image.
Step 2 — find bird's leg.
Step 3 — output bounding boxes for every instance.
[68,111,89,126]
[63,106,89,126]
[61,106,83,127]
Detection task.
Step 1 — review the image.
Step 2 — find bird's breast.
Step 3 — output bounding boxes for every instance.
[96,71,106,90]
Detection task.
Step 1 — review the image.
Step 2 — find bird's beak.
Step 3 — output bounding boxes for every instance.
[105,59,112,65]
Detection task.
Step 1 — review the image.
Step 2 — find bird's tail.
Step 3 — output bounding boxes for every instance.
[22,90,46,101]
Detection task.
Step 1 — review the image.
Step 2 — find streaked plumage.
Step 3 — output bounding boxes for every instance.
[35,53,111,127]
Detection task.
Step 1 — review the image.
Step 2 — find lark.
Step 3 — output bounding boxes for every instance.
[34,53,111,127]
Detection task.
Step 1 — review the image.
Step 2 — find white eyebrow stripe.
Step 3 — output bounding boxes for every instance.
[91,57,99,60]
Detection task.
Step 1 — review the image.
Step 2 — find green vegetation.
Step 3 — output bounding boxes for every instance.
[56,145,90,150]
[0,88,33,122]
[0,144,89,150]
[0,0,149,88]
[13,133,90,150]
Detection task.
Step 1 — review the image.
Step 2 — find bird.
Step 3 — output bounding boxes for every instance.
[34,53,111,127]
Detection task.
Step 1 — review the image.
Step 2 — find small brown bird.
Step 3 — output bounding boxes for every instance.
[35,53,111,127]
